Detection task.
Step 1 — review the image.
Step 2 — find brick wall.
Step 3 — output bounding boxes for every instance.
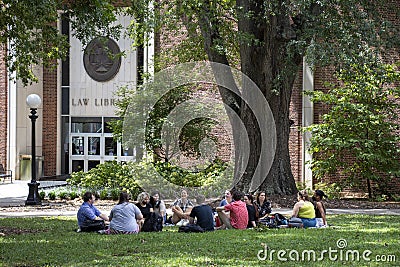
[289,68,303,184]
[0,46,7,169]
[42,62,58,176]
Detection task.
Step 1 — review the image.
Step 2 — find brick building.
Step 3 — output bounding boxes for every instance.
[0,7,399,195]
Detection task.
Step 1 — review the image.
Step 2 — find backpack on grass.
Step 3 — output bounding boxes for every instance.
[141,212,163,232]
[178,224,205,233]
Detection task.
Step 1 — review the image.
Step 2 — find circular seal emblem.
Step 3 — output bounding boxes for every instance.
[83,37,121,82]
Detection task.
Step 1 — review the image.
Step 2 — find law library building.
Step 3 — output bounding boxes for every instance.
[0,11,399,196]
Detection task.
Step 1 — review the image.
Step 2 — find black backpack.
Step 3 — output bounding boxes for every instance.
[178,224,205,233]
[141,212,163,232]
[274,213,288,226]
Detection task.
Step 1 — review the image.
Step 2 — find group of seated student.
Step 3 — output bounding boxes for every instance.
[76,188,328,233]
[216,189,271,229]
[77,191,166,234]
[216,188,328,229]
[77,191,142,234]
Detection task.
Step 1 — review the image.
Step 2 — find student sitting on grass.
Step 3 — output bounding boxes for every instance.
[291,190,316,228]
[215,190,248,230]
[188,194,215,231]
[313,190,328,228]
[255,191,272,223]
[244,193,257,228]
[171,189,194,225]
[77,191,109,232]
[219,189,233,206]
[150,191,167,224]
[136,192,153,229]
[106,192,143,234]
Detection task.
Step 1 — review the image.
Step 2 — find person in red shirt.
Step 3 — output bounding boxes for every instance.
[215,190,248,229]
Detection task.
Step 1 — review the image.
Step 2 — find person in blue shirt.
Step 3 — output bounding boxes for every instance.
[219,189,233,206]
[77,191,109,232]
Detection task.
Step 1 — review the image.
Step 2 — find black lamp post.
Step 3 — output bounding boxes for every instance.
[25,93,42,205]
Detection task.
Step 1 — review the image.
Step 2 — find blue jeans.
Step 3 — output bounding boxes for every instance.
[301,218,316,228]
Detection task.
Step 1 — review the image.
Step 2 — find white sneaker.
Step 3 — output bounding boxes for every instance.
[176,220,184,226]
[182,219,189,226]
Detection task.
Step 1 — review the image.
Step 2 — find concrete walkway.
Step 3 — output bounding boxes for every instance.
[1,180,399,217]
[0,180,66,207]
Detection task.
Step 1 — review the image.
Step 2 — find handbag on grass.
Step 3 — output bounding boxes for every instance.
[80,219,106,232]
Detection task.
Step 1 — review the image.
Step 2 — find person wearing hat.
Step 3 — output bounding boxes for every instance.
[313,190,328,228]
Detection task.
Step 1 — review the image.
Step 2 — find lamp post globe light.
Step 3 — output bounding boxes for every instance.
[25,93,42,205]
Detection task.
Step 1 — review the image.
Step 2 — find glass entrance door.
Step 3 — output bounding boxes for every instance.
[70,134,102,172]
[68,117,136,173]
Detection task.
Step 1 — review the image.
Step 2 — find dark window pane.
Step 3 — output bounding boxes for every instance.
[88,161,100,170]
[72,160,84,172]
[62,87,69,114]
[61,116,69,174]
[71,117,102,133]
[72,137,84,155]
[105,137,117,156]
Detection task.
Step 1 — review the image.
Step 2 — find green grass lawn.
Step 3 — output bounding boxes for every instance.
[0,215,398,266]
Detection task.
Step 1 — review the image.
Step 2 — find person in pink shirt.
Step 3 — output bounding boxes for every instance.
[215,190,248,229]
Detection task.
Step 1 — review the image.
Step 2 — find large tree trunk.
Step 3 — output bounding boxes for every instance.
[234,0,299,194]
[198,0,299,194]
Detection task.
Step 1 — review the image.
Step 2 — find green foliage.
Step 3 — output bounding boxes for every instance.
[0,215,399,266]
[306,63,400,197]
[111,81,217,162]
[67,160,141,199]
[58,191,68,200]
[295,182,307,191]
[154,158,228,188]
[65,158,231,200]
[68,191,79,200]
[110,188,120,201]
[48,191,56,200]
[99,189,109,200]
[313,182,342,200]
[39,191,46,200]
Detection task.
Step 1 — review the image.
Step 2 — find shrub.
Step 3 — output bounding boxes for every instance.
[48,191,56,200]
[39,191,46,200]
[313,182,342,199]
[66,158,231,200]
[110,188,120,201]
[58,191,68,200]
[69,191,79,200]
[67,160,142,195]
[99,189,109,200]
